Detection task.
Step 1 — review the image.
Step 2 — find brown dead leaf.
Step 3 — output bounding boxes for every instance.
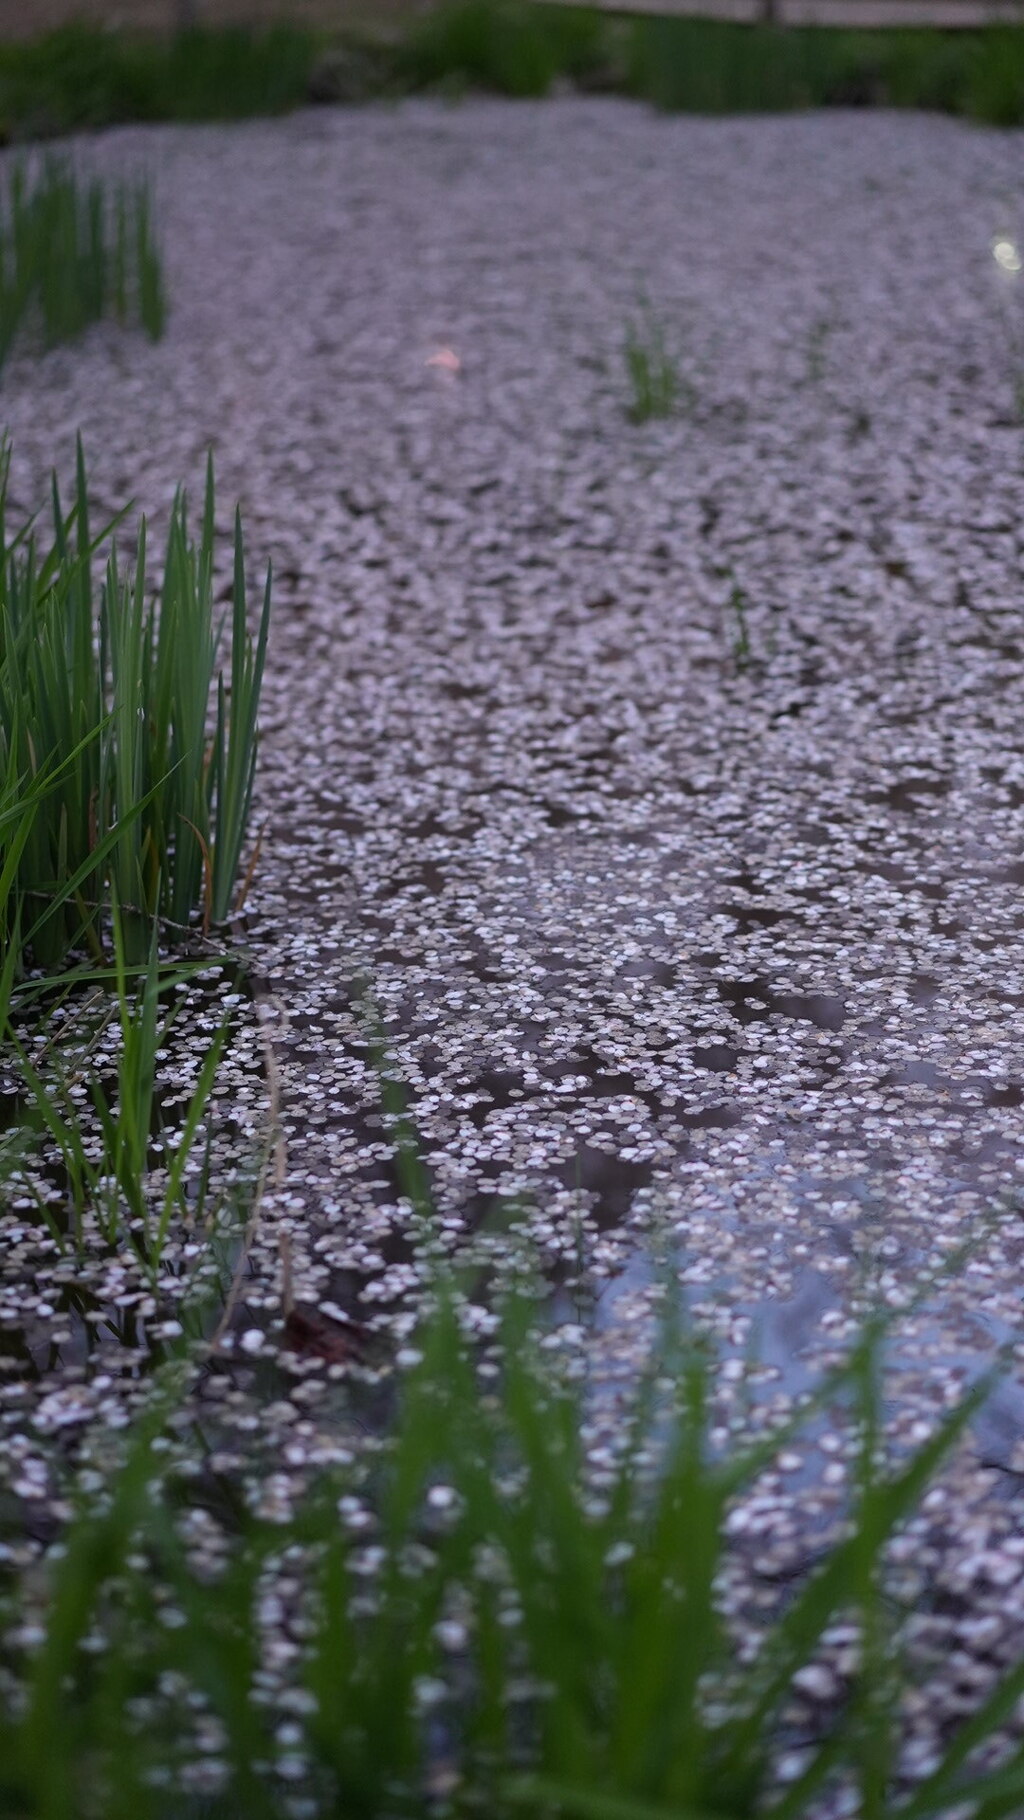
[282,1304,367,1364]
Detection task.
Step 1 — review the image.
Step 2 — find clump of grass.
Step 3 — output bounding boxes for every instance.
[624,307,683,424]
[0,22,320,140]
[0,732,56,1032]
[628,14,818,114]
[0,439,271,978]
[2,1277,1024,1817]
[626,15,1024,124]
[397,0,607,99]
[963,27,1024,127]
[10,906,232,1262]
[806,312,834,384]
[0,157,164,368]
[0,734,245,1269]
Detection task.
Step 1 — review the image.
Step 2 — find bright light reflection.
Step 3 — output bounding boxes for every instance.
[993,237,1022,275]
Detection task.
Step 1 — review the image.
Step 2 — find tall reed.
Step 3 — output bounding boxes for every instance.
[0,440,272,976]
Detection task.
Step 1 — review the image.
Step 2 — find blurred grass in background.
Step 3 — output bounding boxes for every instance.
[0,22,322,135]
[0,157,163,362]
[0,4,1021,137]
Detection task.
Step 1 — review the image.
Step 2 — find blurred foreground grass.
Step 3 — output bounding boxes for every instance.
[5,1270,1024,1819]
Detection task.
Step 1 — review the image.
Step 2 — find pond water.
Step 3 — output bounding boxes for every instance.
[3,99,1024,1760]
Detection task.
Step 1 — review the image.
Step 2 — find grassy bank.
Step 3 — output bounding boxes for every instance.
[0,6,1023,139]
